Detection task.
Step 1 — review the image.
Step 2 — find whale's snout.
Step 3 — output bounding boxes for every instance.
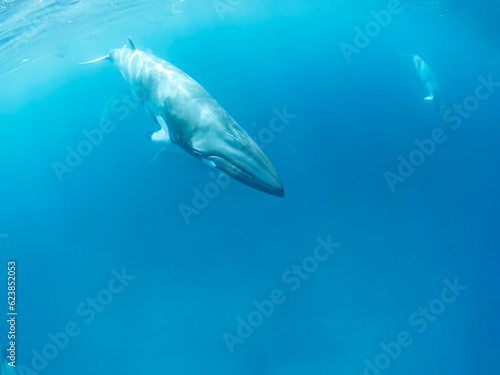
[205,154,284,197]
[187,110,285,197]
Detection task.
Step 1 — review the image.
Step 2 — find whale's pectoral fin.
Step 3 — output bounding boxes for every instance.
[425,93,434,101]
[144,108,171,143]
[201,159,227,181]
[144,115,171,163]
[146,146,168,164]
[150,128,171,143]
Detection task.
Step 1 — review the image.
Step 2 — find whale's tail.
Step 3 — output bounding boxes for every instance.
[79,55,110,65]
[79,38,136,65]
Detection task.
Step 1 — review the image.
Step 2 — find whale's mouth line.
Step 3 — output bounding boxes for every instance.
[204,155,284,197]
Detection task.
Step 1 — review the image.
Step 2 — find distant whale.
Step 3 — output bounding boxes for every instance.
[82,38,284,197]
[404,53,447,113]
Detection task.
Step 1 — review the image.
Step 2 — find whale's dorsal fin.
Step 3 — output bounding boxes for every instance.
[128,37,136,51]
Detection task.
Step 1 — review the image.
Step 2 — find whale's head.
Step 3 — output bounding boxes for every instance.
[203,147,285,198]
[179,108,285,198]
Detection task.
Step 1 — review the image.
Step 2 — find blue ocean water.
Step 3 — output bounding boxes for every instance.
[0,0,499,374]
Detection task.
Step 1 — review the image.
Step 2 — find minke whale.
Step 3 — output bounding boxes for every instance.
[403,53,447,113]
[81,38,284,197]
